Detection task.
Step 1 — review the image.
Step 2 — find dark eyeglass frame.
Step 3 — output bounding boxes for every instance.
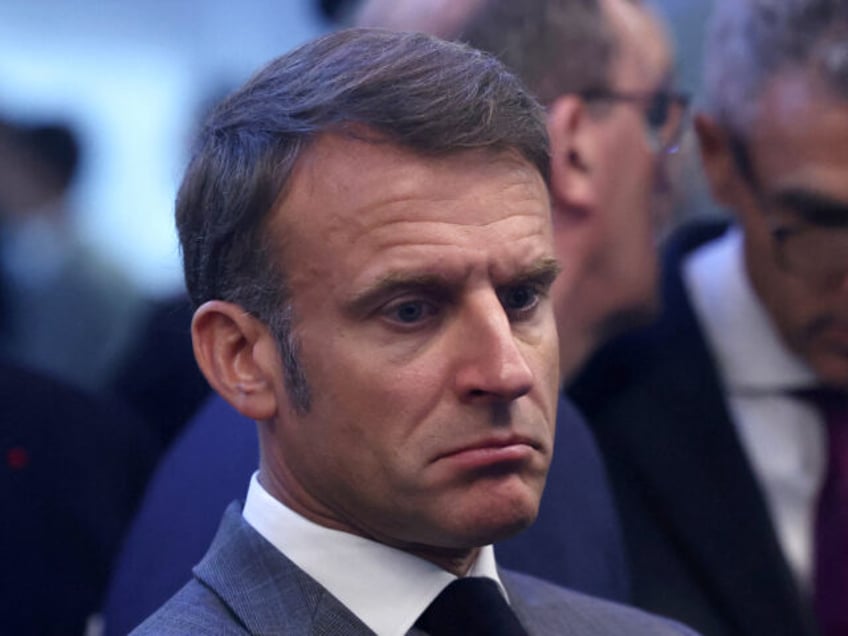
[728,131,848,285]
[578,87,691,153]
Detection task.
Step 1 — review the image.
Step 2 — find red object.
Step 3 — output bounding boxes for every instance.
[7,446,30,470]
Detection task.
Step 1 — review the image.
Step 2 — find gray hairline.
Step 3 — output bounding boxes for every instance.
[702,0,848,135]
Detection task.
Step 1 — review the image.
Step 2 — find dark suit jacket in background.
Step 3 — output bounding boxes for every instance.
[0,360,159,635]
[108,294,210,448]
[568,220,820,636]
[132,502,694,635]
[105,393,628,634]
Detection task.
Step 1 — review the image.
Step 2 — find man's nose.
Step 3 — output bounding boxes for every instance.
[452,294,535,403]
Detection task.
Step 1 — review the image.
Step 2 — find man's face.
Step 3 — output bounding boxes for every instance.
[721,70,848,388]
[262,136,560,560]
[582,0,676,328]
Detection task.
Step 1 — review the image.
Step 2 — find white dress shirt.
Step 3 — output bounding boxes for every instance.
[242,472,507,636]
[683,227,826,590]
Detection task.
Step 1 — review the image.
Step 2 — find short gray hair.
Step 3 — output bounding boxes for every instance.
[460,0,630,104]
[703,0,848,133]
[357,0,642,106]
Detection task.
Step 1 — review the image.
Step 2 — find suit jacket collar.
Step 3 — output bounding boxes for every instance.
[194,502,374,635]
[192,503,551,636]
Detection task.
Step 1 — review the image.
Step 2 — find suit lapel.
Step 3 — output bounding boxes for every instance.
[192,502,375,635]
[502,569,575,636]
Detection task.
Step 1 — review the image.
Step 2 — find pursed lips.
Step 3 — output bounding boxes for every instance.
[432,434,542,465]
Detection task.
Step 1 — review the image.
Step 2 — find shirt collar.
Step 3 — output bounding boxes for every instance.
[683,226,817,393]
[242,472,506,636]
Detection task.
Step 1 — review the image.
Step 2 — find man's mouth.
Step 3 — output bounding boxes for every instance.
[435,435,540,470]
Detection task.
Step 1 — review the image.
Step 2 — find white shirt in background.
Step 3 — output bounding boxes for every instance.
[683,227,825,591]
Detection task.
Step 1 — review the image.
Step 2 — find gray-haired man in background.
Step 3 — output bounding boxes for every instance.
[571,1,848,634]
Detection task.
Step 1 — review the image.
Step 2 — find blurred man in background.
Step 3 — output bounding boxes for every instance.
[0,119,143,391]
[358,0,688,379]
[570,1,848,634]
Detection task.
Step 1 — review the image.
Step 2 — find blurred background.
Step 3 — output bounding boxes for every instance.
[0,0,714,399]
[0,2,715,633]
[0,0,334,297]
[0,0,710,298]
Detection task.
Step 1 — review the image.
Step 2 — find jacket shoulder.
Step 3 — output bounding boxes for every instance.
[504,570,699,635]
[129,579,248,635]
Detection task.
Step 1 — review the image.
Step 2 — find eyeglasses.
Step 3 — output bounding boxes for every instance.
[579,88,690,154]
[729,133,848,286]
[770,223,848,285]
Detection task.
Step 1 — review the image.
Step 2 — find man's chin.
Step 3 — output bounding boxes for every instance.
[406,471,545,549]
[809,352,848,391]
[477,514,537,545]
[450,494,541,547]
[601,294,660,343]
[397,504,537,563]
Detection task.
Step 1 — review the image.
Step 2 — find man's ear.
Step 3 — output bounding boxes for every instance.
[694,113,745,209]
[191,300,280,421]
[547,95,597,218]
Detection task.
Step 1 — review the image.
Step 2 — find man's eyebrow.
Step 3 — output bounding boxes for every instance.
[507,258,561,288]
[345,272,455,317]
[345,258,561,317]
[771,188,848,227]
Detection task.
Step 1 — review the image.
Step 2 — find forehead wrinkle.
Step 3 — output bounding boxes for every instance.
[339,177,550,239]
[341,214,551,265]
[278,137,552,288]
[282,135,549,242]
[748,78,848,207]
[609,1,671,79]
[346,220,554,283]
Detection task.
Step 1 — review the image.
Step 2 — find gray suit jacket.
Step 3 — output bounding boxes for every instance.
[132,502,697,635]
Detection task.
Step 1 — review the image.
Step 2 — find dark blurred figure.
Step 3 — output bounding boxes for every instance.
[0,357,159,635]
[315,0,359,22]
[108,294,210,448]
[0,118,144,392]
[570,1,848,634]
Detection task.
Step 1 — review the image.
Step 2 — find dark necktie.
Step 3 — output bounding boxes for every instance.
[795,388,848,636]
[415,577,528,636]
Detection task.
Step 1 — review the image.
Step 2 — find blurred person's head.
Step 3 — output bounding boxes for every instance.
[179,28,561,572]
[354,0,484,34]
[0,121,79,221]
[357,0,686,379]
[696,0,848,389]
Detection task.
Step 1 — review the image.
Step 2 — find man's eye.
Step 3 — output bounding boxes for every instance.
[385,300,437,325]
[646,93,669,128]
[500,285,540,314]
